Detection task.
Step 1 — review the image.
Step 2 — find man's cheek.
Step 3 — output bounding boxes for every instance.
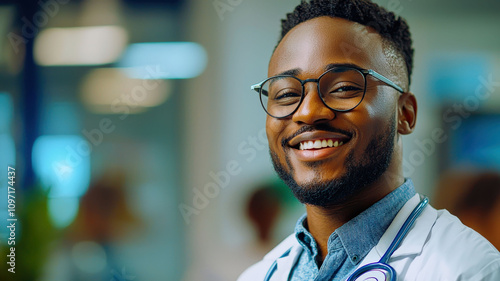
[266,120,283,149]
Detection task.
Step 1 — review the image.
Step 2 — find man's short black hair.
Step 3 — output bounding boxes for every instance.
[278,0,414,85]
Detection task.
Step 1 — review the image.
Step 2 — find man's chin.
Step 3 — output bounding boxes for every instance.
[271,150,347,206]
[291,168,346,185]
[287,179,349,207]
[271,150,390,207]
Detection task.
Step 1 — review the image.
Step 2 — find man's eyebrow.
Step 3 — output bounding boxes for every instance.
[324,63,363,71]
[274,68,301,76]
[273,63,364,77]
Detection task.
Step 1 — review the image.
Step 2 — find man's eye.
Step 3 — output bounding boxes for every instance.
[275,91,301,100]
[327,85,363,98]
[271,90,301,106]
[334,86,362,92]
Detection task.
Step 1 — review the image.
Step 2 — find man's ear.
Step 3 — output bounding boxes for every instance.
[397,92,417,135]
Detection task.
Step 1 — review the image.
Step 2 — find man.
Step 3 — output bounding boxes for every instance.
[238,0,500,280]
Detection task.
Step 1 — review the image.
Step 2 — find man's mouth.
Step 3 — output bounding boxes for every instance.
[286,130,351,161]
[299,139,344,150]
[288,131,351,150]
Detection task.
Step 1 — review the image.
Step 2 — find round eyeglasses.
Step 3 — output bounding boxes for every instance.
[250,66,404,118]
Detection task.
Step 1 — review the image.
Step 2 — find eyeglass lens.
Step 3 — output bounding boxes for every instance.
[260,67,366,118]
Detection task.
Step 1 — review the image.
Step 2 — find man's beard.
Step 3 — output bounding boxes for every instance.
[270,117,396,208]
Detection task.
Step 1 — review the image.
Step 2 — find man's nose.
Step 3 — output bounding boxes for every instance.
[292,83,336,124]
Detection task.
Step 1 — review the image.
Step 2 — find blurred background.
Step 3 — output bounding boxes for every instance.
[0,0,499,280]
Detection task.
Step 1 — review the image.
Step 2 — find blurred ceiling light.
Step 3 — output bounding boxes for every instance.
[118,42,207,79]
[81,68,171,114]
[34,26,128,66]
[32,135,91,197]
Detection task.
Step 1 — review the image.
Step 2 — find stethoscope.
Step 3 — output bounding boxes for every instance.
[263,196,429,281]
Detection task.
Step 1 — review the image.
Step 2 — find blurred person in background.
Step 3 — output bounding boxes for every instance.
[246,184,283,249]
[238,0,500,280]
[69,169,141,244]
[434,170,500,250]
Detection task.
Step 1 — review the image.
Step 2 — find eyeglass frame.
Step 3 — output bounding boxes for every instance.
[250,65,405,119]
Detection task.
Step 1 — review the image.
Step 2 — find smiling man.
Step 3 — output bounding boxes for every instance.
[238,0,500,280]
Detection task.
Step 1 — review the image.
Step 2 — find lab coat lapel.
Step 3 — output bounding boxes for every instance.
[351,194,437,272]
[375,194,437,258]
[390,200,436,257]
[272,245,303,281]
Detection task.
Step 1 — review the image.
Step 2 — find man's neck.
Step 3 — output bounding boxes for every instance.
[304,175,404,264]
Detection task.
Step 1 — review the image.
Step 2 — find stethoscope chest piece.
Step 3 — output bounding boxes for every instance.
[346,262,395,281]
[355,270,389,281]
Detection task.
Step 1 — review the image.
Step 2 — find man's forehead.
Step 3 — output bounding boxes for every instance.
[269,16,388,77]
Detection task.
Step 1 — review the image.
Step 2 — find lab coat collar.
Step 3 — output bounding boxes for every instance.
[261,234,302,280]
[274,245,302,280]
[374,194,437,258]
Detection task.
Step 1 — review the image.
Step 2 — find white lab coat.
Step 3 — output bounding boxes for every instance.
[238,194,500,281]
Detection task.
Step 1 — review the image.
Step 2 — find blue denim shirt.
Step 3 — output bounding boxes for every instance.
[290,179,416,281]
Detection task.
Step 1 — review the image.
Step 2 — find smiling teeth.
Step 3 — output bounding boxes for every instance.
[299,139,344,150]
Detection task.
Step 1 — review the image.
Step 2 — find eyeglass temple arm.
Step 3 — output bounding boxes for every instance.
[250,83,261,93]
[251,82,269,97]
[366,70,405,93]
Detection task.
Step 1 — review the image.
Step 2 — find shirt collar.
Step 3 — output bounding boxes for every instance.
[294,178,416,265]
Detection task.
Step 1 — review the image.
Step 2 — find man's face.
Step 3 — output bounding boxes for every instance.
[267,17,404,207]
